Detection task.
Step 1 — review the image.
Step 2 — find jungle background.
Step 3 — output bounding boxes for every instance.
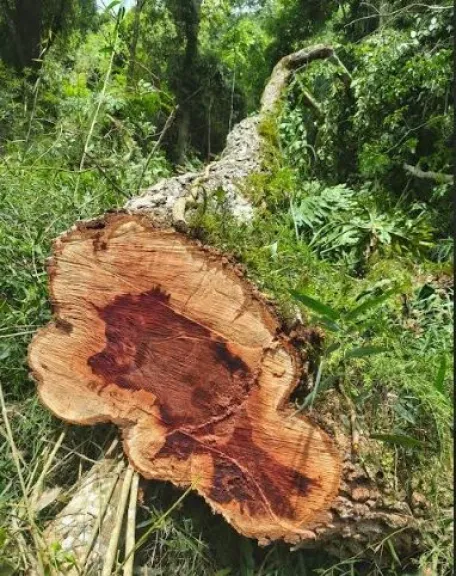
[0,0,453,574]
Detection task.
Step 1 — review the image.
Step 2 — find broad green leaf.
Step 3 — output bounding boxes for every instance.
[290,291,340,321]
[370,433,423,448]
[318,317,341,332]
[345,289,397,321]
[325,342,341,356]
[268,241,278,258]
[434,355,447,395]
[105,0,121,10]
[0,348,10,361]
[393,403,416,425]
[345,346,388,359]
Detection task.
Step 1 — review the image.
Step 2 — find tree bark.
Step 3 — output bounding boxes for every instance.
[167,0,203,165]
[29,45,427,569]
[14,0,43,68]
[0,0,26,68]
[126,0,147,89]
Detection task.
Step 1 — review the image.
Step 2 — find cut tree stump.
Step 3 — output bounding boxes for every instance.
[29,213,341,544]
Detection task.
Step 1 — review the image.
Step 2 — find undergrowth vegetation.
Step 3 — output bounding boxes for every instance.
[0,1,453,575]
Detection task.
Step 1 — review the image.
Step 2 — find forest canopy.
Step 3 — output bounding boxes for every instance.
[0,1,453,575]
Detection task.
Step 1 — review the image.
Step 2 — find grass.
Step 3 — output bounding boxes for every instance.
[0,60,453,576]
[1,154,453,575]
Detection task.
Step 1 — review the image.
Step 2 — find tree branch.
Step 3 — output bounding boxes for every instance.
[301,89,324,117]
[260,45,334,115]
[404,163,454,184]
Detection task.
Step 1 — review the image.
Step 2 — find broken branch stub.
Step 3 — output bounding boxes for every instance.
[29,214,341,544]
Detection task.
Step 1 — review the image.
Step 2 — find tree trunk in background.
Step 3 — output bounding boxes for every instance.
[378,1,391,27]
[174,0,203,165]
[14,0,43,68]
[126,0,147,89]
[1,0,97,70]
[348,0,380,37]
[0,0,42,69]
[175,107,191,164]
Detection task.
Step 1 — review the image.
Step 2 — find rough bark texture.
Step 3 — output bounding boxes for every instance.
[126,115,260,224]
[30,45,425,566]
[6,0,43,68]
[125,45,349,229]
[170,0,203,164]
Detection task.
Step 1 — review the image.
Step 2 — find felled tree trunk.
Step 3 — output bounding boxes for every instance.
[29,46,424,568]
[30,212,341,545]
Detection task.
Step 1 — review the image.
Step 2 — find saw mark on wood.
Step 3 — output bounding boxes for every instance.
[87,287,316,521]
[55,318,73,334]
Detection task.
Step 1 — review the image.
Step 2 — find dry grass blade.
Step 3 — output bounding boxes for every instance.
[124,471,140,576]
[0,381,45,576]
[30,429,66,510]
[101,464,135,576]
[10,514,35,571]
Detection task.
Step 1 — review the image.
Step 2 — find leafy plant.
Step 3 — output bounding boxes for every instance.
[290,288,396,409]
[291,183,434,270]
